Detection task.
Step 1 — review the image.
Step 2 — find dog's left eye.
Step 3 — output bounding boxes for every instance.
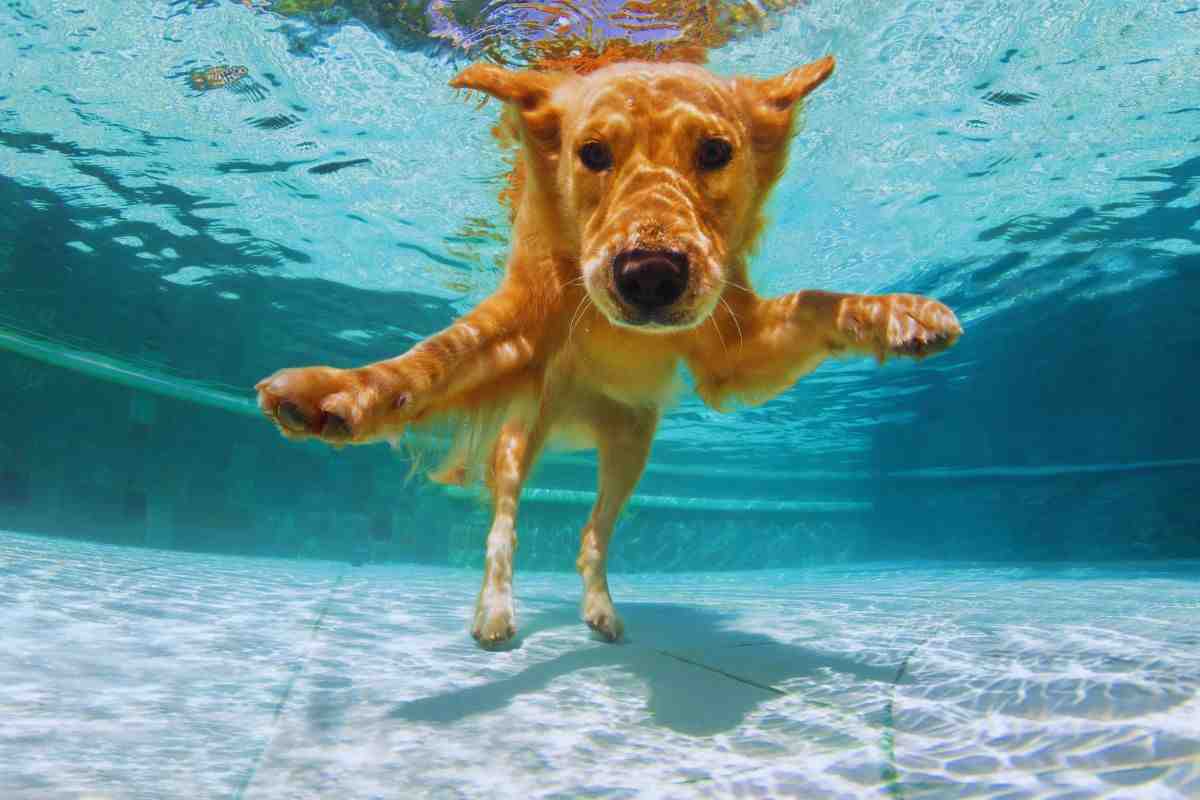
[578,141,613,172]
[697,137,733,171]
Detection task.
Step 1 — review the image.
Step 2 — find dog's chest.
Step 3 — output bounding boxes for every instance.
[566,327,682,408]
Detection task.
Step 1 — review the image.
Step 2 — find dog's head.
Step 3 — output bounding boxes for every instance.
[451,57,834,332]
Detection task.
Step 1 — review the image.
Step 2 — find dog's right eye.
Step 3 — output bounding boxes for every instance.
[697,137,733,171]
[578,141,613,172]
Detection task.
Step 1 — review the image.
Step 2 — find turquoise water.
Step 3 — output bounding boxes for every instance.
[1,0,1197,564]
[2,0,1199,796]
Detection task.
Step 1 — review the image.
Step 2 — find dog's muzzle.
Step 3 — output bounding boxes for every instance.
[612,249,689,313]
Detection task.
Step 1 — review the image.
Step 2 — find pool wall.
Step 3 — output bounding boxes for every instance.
[3,346,1197,571]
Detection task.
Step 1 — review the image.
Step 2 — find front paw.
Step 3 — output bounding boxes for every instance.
[255,365,416,444]
[839,294,962,360]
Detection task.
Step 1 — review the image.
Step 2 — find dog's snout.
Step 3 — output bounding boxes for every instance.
[612,249,689,312]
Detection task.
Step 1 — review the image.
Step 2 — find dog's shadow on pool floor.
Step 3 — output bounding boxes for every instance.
[386,602,896,736]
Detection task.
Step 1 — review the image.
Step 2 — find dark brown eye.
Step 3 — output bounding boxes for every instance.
[697,137,733,171]
[578,141,613,172]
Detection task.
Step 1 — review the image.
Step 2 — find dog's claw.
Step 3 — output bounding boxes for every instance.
[839,294,962,361]
[474,629,515,648]
[587,616,623,642]
[256,364,422,445]
[581,586,624,642]
[277,401,310,432]
[321,413,352,440]
[472,615,516,648]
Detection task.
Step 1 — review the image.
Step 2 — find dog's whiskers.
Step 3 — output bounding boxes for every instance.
[719,296,744,351]
[567,293,591,347]
[709,313,728,357]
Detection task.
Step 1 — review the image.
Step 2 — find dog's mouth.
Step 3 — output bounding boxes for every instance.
[614,308,696,330]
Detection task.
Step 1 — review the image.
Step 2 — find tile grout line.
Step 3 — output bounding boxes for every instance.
[653,649,787,696]
[881,616,959,799]
[233,572,346,800]
[659,642,891,789]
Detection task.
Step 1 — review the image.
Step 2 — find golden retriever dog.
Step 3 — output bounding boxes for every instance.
[255,55,962,647]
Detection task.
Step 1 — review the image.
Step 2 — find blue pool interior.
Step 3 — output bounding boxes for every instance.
[1,0,1199,796]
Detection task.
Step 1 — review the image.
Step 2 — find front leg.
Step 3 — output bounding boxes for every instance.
[255,291,538,444]
[691,290,962,410]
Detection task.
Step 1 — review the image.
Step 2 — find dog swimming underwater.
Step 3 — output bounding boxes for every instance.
[256,55,962,647]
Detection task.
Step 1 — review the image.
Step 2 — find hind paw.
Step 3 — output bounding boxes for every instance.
[472,603,516,649]
[583,593,624,643]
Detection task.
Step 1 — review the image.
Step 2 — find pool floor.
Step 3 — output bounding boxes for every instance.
[2,531,1198,798]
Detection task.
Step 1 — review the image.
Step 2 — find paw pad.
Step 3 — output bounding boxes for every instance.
[255,365,420,445]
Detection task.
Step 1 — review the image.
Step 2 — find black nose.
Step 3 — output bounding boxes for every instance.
[612,249,689,312]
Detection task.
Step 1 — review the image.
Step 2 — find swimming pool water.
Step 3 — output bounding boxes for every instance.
[1,0,1199,796]
[1,0,1197,563]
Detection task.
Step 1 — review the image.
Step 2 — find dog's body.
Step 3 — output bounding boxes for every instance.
[256,57,962,646]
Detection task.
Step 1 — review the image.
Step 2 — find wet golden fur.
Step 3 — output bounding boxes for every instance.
[256,56,962,646]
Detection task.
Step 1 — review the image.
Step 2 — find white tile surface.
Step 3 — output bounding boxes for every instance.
[2,532,1197,799]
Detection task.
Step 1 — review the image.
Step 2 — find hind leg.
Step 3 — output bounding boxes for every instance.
[578,401,658,642]
[472,421,544,647]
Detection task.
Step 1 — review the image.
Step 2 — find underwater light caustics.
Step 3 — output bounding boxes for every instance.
[267,0,806,67]
[2,0,1197,472]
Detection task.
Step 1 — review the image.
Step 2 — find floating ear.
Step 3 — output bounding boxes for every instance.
[756,56,835,110]
[736,55,835,150]
[450,63,565,146]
